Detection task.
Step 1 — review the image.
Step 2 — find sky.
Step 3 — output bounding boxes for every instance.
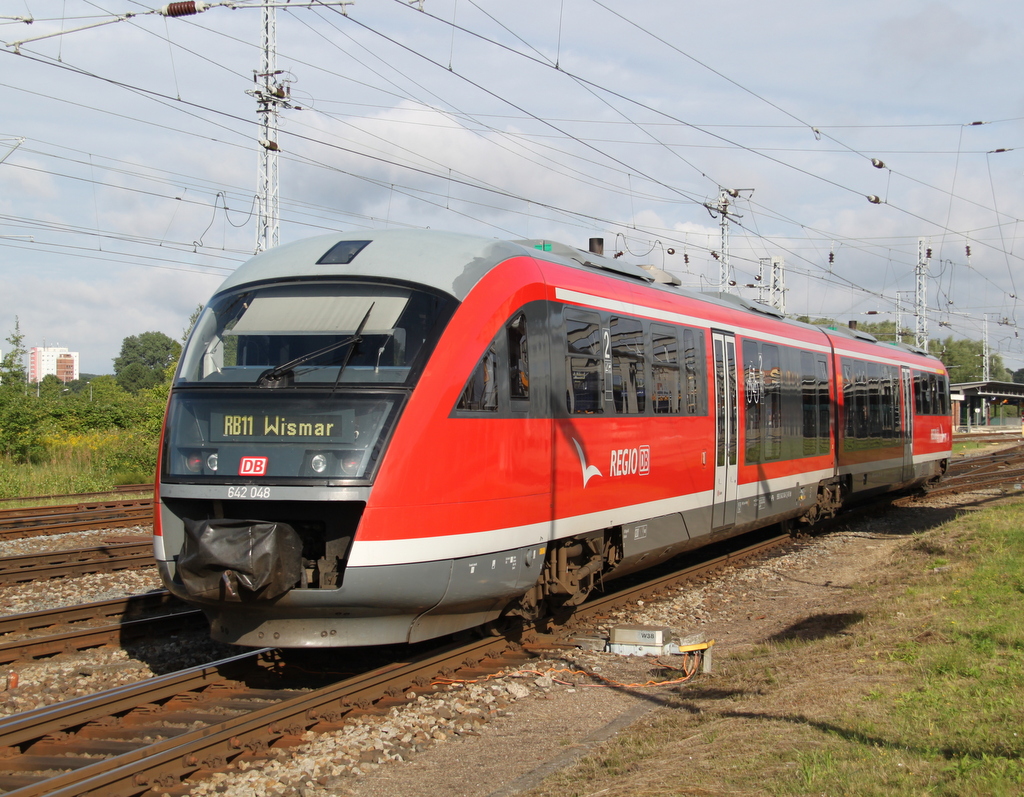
[2,0,1023,375]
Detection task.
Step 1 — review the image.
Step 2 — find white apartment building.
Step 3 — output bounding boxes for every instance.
[29,346,80,383]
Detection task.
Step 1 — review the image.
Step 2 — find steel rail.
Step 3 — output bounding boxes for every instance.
[0,503,154,541]
[0,610,207,665]
[0,500,153,524]
[0,591,180,637]
[0,650,264,751]
[0,635,531,797]
[0,485,978,796]
[921,468,1024,497]
[0,592,202,665]
[15,535,795,795]
[573,532,792,626]
[0,541,155,585]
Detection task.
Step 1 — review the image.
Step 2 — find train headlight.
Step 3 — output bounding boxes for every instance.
[310,453,328,474]
[185,451,203,473]
[206,453,219,472]
[339,450,363,476]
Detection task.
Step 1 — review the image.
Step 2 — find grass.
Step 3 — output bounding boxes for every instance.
[0,428,155,502]
[952,438,1019,456]
[525,500,1024,797]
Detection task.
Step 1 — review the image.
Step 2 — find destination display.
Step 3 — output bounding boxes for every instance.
[211,409,356,443]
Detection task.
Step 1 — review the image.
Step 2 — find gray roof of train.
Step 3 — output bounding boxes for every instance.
[214,230,941,364]
[216,230,533,301]
[214,229,666,302]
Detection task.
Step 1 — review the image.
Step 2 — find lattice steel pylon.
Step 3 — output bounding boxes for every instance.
[253,3,280,254]
[915,238,929,351]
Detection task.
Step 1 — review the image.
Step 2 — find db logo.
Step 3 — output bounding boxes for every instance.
[239,456,269,476]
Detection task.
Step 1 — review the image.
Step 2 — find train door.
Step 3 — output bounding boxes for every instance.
[712,331,738,528]
[901,366,914,481]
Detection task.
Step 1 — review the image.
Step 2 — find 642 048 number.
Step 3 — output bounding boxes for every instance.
[227,486,271,499]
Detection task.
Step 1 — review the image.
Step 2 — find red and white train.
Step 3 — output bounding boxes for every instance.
[154,230,951,647]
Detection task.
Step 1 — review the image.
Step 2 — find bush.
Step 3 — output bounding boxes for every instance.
[0,380,165,496]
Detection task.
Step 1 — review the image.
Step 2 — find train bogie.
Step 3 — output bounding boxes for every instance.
[154,230,951,648]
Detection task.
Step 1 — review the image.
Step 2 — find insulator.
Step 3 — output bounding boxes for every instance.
[828,252,834,264]
[683,253,689,264]
[871,158,886,169]
[866,195,881,204]
[161,1,206,17]
[926,248,932,258]
[666,248,675,255]
[966,245,971,257]
[711,251,719,260]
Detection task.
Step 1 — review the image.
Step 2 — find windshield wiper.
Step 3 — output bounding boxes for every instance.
[257,303,374,388]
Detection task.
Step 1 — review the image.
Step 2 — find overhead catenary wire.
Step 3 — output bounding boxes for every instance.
[2,2,1021,348]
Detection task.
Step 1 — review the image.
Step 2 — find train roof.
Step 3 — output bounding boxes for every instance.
[217,229,793,310]
[216,230,532,300]
[216,229,945,367]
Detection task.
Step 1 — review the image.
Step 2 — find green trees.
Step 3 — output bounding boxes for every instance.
[0,317,27,390]
[0,322,175,491]
[934,336,1009,383]
[113,331,181,394]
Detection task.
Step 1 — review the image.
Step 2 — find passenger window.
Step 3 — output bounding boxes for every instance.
[565,312,604,414]
[507,314,530,402]
[817,358,831,454]
[801,351,817,454]
[683,328,704,415]
[610,317,645,414]
[652,326,680,414]
[744,340,762,463]
[457,342,498,412]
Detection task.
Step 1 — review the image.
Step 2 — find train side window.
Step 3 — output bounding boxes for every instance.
[651,326,680,414]
[610,316,645,414]
[914,373,925,415]
[507,313,530,404]
[867,361,882,438]
[921,373,934,415]
[743,340,762,463]
[762,344,782,461]
[683,328,705,415]
[842,362,855,443]
[800,351,817,454]
[817,358,831,454]
[565,311,604,414]
[457,341,499,412]
[880,368,893,438]
[853,361,868,439]
[937,374,949,415]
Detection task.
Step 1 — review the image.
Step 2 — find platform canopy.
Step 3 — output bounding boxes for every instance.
[951,381,1024,401]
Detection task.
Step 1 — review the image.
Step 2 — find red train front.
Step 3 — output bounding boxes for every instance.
[153,230,951,647]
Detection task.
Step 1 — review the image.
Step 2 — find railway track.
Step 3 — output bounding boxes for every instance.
[0,461,1009,795]
[0,540,154,586]
[923,440,1024,498]
[0,531,789,796]
[0,502,153,542]
[0,592,203,665]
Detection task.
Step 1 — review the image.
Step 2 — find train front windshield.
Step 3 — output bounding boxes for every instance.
[164,280,451,483]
